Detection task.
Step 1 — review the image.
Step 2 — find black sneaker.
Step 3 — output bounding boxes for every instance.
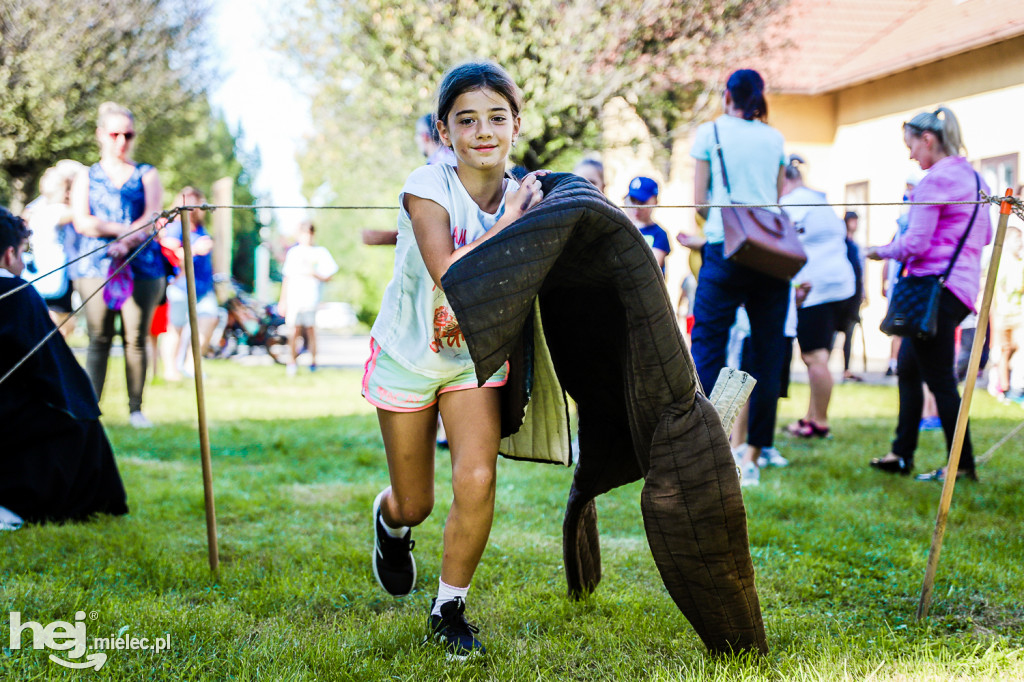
[427,597,485,660]
[371,490,416,596]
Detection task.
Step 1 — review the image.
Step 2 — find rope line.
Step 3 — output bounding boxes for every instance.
[976,418,1024,467]
[0,227,163,389]
[2,192,1019,386]
[0,208,182,305]
[191,195,1017,213]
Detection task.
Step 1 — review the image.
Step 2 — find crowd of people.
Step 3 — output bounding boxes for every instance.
[609,74,1007,488]
[3,59,1020,661]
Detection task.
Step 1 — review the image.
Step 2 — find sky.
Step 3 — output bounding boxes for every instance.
[208,0,312,228]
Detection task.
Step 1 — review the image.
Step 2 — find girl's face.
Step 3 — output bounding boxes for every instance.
[904,128,940,170]
[439,87,520,173]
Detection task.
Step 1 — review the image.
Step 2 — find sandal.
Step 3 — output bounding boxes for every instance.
[785,419,810,436]
[870,455,911,475]
[786,419,830,438]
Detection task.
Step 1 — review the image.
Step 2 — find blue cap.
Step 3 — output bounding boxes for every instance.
[627,176,659,203]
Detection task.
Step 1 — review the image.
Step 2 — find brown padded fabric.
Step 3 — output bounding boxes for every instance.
[441,173,767,654]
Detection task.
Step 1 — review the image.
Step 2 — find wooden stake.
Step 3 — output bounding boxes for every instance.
[916,189,1015,620]
[180,207,221,575]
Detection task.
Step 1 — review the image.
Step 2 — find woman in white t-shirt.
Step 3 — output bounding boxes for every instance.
[780,157,855,439]
[683,69,789,488]
[362,61,546,658]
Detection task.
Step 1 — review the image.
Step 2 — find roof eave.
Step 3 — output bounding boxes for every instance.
[775,24,1024,97]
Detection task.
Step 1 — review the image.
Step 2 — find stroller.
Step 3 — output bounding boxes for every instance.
[209,277,289,364]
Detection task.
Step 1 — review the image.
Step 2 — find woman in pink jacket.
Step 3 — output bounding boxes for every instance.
[866,106,991,481]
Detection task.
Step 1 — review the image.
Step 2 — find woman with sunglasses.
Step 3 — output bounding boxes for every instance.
[71,102,165,428]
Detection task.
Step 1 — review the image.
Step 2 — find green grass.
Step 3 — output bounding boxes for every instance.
[3,359,1023,680]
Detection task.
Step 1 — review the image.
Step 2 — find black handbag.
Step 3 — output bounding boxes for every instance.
[880,173,981,340]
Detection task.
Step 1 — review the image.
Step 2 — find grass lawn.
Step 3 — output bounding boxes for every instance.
[2,358,1023,680]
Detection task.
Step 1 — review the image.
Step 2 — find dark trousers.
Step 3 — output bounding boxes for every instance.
[691,243,790,448]
[76,277,165,413]
[892,289,974,470]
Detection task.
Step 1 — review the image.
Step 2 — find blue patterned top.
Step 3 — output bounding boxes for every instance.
[70,163,165,280]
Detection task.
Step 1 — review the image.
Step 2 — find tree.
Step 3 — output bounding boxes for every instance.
[0,0,210,210]
[278,0,780,171]
[273,0,781,322]
[0,0,264,286]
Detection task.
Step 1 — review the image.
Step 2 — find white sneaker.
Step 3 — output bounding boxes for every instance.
[739,461,760,487]
[129,411,153,429]
[286,363,298,377]
[757,447,789,468]
[731,445,746,468]
[0,505,24,531]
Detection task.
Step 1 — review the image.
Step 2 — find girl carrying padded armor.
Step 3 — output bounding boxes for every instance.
[361,61,547,659]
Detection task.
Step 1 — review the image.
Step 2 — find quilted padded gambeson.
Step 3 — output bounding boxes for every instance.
[440,173,767,654]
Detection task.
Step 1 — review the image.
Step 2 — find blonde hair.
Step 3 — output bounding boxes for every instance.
[97,101,134,130]
[905,105,964,157]
[38,159,86,204]
[171,186,205,209]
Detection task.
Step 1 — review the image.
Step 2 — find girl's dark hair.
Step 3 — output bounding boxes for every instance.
[726,69,768,121]
[784,154,805,181]
[0,206,31,254]
[436,62,522,127]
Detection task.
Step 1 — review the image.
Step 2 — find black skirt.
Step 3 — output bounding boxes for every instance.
[1,401,128,524]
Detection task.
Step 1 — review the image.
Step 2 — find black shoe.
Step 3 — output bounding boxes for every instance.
[869,455,911,475]
[915,467,978,482]
[371,491,416,597]
[427,597,485,660]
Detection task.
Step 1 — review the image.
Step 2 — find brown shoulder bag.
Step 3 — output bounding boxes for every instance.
[714,123,807,281]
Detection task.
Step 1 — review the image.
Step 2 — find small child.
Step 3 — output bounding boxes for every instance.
[279,221,338,375]
[362,61,545,659]
[623,176,670,274]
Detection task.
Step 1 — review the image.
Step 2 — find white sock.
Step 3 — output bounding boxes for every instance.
[431,579,469,616]
[378,513,408,539]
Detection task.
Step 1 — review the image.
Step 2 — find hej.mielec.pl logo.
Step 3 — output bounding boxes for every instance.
[7,611,171,671]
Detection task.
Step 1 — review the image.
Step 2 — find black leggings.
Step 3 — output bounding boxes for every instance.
[891,289,973,470]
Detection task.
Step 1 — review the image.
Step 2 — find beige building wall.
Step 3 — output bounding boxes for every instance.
[600,37,1024,360]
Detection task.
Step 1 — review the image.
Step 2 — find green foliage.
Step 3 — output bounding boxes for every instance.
[0,0,263,286]
[272,0,780,321]
[0,0,209,208]
[2,360,1022,679]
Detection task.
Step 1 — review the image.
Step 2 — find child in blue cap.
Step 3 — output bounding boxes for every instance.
[624,176,670,274]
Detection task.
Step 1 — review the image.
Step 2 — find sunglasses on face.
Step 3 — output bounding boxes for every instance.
[108,131,135,141]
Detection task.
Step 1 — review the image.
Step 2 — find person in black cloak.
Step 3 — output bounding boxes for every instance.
[0,206,128,528]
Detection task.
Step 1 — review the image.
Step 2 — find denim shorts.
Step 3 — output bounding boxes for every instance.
[361,338,508,412]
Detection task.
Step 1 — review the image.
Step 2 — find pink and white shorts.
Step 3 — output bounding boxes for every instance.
[361,338,508,412]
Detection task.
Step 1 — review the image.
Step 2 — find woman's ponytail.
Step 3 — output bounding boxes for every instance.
[726,69,768,121]
[934,106,964,157]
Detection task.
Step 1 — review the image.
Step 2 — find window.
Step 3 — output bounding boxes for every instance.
[978,154,1018,228]
[978,154,1018,195]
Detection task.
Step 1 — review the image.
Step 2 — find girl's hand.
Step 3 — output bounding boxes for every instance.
[508,171,549,220]
[865,246,882,261]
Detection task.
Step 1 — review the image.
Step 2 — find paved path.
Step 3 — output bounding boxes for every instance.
[226,332,372,370]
